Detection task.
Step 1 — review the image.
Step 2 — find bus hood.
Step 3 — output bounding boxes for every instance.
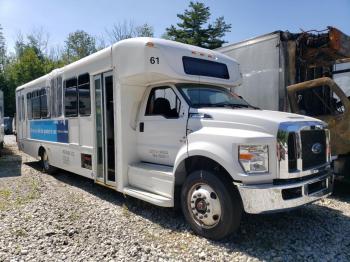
[190,108,324,136]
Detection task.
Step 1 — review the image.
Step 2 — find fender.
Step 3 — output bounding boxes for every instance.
[174,127,277,183]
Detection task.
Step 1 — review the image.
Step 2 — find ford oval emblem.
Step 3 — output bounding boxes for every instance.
[311,143,323,154]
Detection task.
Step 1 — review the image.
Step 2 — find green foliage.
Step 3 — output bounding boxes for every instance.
[0,28,65,116]
[165,1,231,49]
[64,30,97,63]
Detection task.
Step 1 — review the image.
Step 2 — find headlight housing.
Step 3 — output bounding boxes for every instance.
[239,145,269,174]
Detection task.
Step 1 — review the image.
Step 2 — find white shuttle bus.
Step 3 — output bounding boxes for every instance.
[16,38,333,239]
[0,90,4,154]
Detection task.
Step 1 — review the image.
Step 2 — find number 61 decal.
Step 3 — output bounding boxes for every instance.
[150,57,160,64]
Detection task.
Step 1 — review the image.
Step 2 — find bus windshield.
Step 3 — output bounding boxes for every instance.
[177,84,255,109]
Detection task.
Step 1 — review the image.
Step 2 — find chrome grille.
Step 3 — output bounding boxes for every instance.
[300,130,327,170]
[277,121,330,179]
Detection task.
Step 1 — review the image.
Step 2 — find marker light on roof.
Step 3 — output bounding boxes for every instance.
[145,42,155,47]
[191,50,216,59]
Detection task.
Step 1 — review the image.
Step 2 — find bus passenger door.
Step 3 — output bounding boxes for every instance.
[93,72,116,187]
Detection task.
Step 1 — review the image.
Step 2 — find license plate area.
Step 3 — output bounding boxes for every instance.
[307,179,327,195]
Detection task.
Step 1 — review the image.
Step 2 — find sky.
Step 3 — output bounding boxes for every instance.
[0,0,350,52]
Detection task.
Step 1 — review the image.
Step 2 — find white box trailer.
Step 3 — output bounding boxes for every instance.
[333,59,350,96]
[16,38,333,239]
[0,90,4,154]
[218,32,288,112]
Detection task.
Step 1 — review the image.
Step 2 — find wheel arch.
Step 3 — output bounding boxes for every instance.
[38,145,46,158]
[174,155,235,187]
[173,153,238,209]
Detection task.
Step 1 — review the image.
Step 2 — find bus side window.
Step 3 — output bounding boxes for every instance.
[17,96,21,121]
[32,90,41,119]
[78,73,91,116]
[57,76,63,117]
[27,93,32,120]
[40,88,49,118]
[64,77,78,117]
[50,79,56,117]
[21,95,25,120]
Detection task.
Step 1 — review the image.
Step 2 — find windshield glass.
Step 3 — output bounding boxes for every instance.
[178,84,253,109]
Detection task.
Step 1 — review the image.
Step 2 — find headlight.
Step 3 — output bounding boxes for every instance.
[239,145,269,174]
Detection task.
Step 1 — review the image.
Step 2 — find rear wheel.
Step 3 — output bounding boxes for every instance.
[181,170,242,240]
[40,149,57,174]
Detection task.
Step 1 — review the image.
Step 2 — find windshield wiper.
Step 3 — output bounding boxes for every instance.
[213,103,260,109]
[191,103,260,109]
[191,103,222,108]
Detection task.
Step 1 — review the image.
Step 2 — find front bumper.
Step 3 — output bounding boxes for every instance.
[237,171,334,214]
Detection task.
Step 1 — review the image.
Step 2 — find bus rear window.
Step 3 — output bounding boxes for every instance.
[182,56,229,79]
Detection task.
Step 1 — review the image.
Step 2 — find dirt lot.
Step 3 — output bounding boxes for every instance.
[0,135,350,261]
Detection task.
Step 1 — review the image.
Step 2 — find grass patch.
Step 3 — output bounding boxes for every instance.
[15,178,40,205]
[68,212,81,221]
[122,203,131,218]
[13,228,28,237]
[0,178,41,211]
[0,189,12,210]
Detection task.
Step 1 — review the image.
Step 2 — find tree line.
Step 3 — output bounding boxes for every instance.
[0,2,231,116]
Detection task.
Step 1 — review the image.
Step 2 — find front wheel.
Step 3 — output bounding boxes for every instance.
[181,170,242,240]
[40,150,57,174]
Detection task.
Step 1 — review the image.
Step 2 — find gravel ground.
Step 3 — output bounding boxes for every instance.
[0,135,350,262]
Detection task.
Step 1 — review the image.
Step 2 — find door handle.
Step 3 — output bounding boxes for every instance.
[139,122,144,132]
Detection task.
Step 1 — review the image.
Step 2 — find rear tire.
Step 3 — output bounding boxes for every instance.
[181,170,242,240]
[40,149,57,174]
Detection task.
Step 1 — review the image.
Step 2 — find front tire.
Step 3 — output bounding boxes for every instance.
[40,150,57,174]
[181,170,242,240]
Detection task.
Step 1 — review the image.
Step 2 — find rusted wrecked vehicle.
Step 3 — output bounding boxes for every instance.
[288,77,350,179]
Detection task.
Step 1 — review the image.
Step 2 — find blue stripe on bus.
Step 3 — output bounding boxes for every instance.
[30,120,69,143]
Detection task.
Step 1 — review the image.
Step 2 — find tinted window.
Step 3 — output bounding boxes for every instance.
[32,95,41,119]
[146,87,180,118]
[17,96,22,121]
[40,89,49,118]
[64,78,78,117]
[27,93,32,120]
[183,56,229,79]
[21,95,25,120]
[78,73,91,116]
[50,79,56,117]
[56,76,62,117]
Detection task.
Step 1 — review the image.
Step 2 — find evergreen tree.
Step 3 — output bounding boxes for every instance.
[165,2,231,49]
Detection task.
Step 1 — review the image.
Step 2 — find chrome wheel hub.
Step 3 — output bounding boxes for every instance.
[188,184,222,228]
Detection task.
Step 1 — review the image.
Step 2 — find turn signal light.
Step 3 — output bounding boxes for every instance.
[239,153,254,161]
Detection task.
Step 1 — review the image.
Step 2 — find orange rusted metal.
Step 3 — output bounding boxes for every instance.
[288,77,350,156]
